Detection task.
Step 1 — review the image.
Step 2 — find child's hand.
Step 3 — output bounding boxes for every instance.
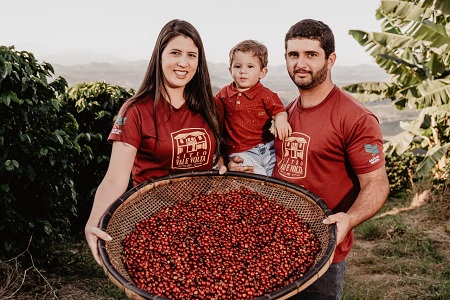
[274,113,292,140]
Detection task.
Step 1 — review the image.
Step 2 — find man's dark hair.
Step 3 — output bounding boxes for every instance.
[285,19,335,58]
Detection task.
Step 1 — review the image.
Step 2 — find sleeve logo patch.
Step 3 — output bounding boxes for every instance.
[116,114,127,126]
[365,144,380,164]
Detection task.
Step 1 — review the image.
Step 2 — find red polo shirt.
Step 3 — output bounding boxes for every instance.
[216,82,286,155]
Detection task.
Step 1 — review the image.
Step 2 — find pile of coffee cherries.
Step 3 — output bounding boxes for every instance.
[122,187,321,299]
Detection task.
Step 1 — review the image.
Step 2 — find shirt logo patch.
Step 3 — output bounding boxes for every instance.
[111,114,126,135]
[116,114,127,125]
[365,144,379,155]
[365,144,380,165]
[172,128,211,169]
[277,132,310,179]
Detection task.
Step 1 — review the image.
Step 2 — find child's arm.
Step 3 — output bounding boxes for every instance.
[273,112,292,140]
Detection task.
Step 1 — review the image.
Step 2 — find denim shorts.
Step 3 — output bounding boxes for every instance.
[289,259,346,300]
[229,140,276,176]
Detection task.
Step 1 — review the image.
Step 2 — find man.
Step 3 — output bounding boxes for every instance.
[229,19,390,299]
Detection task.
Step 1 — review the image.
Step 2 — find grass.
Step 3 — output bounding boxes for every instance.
[342,192,450,300]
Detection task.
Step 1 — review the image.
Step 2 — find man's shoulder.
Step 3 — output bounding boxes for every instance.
[285,97,299,114]
[331,88,380,124]
[287,96,300,107]
[334,87,371,111]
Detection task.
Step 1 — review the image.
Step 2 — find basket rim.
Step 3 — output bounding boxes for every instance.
[98,170,337,300]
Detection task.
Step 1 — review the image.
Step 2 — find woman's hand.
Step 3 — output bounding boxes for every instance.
[85,224,112,266]
[215,156,228,174]
[84,141,137,265]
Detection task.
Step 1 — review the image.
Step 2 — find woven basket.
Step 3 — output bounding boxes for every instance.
[98,171,336,300]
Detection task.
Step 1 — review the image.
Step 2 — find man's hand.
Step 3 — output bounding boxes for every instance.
[323,212,351,245]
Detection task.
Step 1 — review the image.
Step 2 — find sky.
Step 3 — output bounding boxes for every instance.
[1,0,383,67]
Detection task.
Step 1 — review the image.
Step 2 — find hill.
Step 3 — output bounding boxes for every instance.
[52,61,417,140]
[52,61,390,96]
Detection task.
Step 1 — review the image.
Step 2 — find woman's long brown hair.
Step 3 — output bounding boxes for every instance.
[123,19,222,163]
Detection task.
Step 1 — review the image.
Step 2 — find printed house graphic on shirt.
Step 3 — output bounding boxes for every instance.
[172,129,210,169]
[175,131,207,154]
[284,136,308,159]
[278,134,309,178]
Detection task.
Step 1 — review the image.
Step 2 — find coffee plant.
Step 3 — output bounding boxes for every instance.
[61,81,133,231]
[384,151,422,198]
[0,46,81,262]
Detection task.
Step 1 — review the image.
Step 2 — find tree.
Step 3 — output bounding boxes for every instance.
[342,0,450,183]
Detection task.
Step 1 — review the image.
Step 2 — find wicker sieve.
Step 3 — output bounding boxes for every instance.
[98,171,336,300]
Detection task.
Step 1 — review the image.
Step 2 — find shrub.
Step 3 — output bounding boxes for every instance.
[0,46,82,262]
[61,81,134,231]
[385,152,421,198]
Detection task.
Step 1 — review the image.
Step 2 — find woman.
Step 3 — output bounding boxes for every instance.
[85,19,225,265]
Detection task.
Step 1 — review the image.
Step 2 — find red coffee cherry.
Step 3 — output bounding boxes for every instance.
[122,187,321,300]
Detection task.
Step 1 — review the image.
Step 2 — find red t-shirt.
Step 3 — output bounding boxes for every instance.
[108,96,221,185]
[272,86,385,263]
[216,81,286,154]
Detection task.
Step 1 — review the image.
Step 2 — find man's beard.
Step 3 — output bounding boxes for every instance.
[290,61,328,90]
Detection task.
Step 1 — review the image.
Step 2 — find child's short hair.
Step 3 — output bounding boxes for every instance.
[229,39,268,69]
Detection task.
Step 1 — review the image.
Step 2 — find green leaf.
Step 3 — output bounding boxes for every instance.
[1,184,10,193]
[0,91,22,106]
[0,61,12,79]
[49,156,56,166]
[10,92,20,104]
[413,143,450,179]
[1,91,11,106]
[5,160,19,171]
[384,130,415,155]
[40,148,49,156]
[380,0,434,23]
[408,20,450,57]
[342,81,394,103]
[43,221,53,235]
[20,134,32,144]
[373,31,416,49]
[55,132,64,144]
[415,78,450,107]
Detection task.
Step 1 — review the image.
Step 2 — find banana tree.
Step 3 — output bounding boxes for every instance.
[342,0,450,181]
